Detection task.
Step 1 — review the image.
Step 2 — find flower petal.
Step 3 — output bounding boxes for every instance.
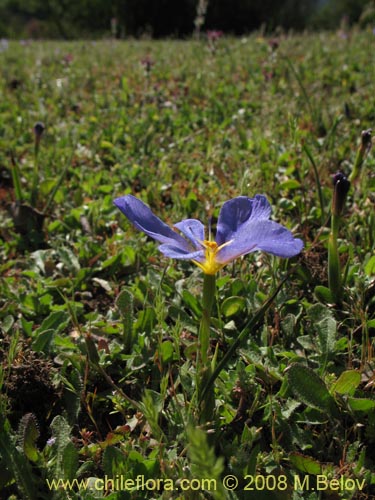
[174,219,205,248]
[217,219,303,263]
[159,244,205,261]
[216,195,271,245]
[114,195,191,250]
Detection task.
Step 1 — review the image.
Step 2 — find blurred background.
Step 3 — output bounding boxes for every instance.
[0,0,373,39]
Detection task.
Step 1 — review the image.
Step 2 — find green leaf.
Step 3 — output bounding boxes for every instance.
[62,441,79,481]
[142,458,158,475]
[187,426,225,500]
[316,314,336,371]
[92,277,112,292]
[0,416,37,499]
[50,415,72,479]
[101,254,121,270]
[85,334,100,364]
[116,289,134,352]
[35,310,70,336]
[347,398,375,412]
[314,285,333,303]
[279,179,301,190]
[100,140,114,149]
[280,313,296,338]
[128,449,145,463]
[54,334,76,349]
[181,290,202,317]
[140,390,164,441]
[21,317,33,336]
[221,296,246,318]
[31,328,55,353]
[364,255,375,276]
[317,316,336,348]
[160,340,174,364]
[289,452,322,474]
[62,368,82,424]
[102,446,127,477]
[18,413,40,463]
[39,179,57,197]
[1,315,14,334]
[0,458,13,489]
[332,370,361,396]
[287,363,337,415]
[134,307,156,335]
[57,246,81,273]
[307,303,336,372]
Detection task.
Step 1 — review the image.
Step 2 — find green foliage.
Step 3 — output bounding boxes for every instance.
[286,363,338,415]
[140,389,165,441]
[17,413,40,462]
[0,32,374,499]
[307,303,337,373]
[331,369,361,396]
[116,288,134,353]
[187,426,225,499]
[0,415,37,499]
[102,446,127,477]
[49,415,75,479]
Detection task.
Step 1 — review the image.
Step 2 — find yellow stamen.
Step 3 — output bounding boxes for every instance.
[192,239,233,275]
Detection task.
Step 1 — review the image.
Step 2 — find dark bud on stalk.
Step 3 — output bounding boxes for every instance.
[140,56,154,75]
[349,128,372,183]
[360,128,372,154]
[268,38,279,51]
[332,172,350,217]
[33,121,45,144]
[9,78,22,90]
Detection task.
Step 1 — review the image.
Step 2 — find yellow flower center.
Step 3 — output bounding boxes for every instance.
[192,239,232,275]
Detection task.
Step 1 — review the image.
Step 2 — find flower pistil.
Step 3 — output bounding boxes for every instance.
[193,239,233,275]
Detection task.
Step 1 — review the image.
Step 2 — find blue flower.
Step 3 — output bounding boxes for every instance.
[114,195,303,275]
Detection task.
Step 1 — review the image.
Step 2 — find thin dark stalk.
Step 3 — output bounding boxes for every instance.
[303,143,325,225]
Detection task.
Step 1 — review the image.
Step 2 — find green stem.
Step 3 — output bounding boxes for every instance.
[331,213,340,241]
[196,273,216,423]
[349,148,362,184]
[199,273,216,365]
[328,214,341,304]
[31,144,39,207]
[10,154,23,202]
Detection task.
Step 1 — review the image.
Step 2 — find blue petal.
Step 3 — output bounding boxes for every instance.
[159,244,205,261]
[114,195,191,251]
[174,219,205,249]
[216,195,271,246]
[217,219,303,263]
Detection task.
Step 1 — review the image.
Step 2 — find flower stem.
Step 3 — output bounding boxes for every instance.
[328,173,350,304]
[10,152,23,202]
[30,143,39,207]
[328,222,341,304]
[197,272,216,423]
[199,273,216,365]
[349,129,372,184]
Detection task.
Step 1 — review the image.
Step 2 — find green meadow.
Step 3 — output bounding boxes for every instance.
[0,30,375,499]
